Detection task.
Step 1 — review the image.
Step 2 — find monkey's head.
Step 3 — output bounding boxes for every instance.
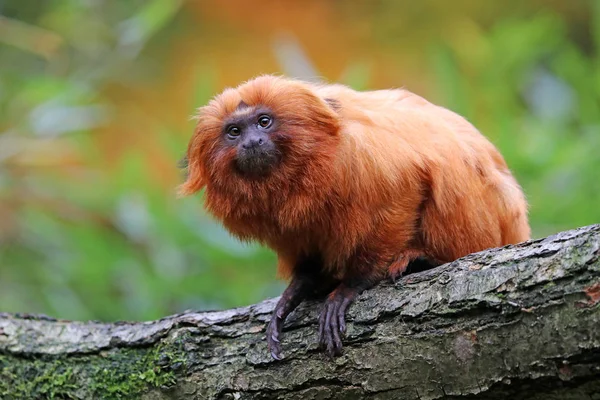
[179,75,341,202]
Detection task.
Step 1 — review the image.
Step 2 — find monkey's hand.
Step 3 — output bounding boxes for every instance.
[318,283,363,357]
[265,277,308,360]
[266,307,285,360]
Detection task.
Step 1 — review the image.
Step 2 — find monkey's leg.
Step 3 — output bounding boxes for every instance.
[267,270,336,360]
[266,276,309,360]
[318,276,378,357]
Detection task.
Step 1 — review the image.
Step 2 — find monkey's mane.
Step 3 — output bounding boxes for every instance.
[179,77,345,266]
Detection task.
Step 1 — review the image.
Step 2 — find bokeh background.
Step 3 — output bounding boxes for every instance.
[1,0,599,322]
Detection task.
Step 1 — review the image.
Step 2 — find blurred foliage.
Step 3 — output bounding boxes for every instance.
[0,0,598,321]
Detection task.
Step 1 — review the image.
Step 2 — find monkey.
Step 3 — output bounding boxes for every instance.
[179,75,530,360]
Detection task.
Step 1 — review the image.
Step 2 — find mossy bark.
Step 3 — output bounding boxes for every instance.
[1,225,599,400]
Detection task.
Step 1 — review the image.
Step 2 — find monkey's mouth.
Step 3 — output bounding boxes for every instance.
[235,148,280,177]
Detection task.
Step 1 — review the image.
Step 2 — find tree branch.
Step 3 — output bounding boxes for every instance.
[1,225,599,399]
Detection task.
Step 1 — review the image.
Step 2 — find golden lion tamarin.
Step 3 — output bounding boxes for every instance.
[180,75,530,359]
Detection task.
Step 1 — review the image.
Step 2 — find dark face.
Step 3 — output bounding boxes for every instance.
[224,107,280,177]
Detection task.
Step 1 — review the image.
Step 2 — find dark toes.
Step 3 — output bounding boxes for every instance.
[338,299,350,334]
[330,309,342,354]
[318,308,327,346]
[324,307,335,356]
[267,320,283,360]
[268,337,282,360]
[337,297,351,334]
[338,315,346,335]
[267,337,282,360]
[318,304,329,347]
[318,299,345,357]
[270,350,282,361]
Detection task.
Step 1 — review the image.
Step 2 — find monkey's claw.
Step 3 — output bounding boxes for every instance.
[266,313,284,360]
[318,291,352,357]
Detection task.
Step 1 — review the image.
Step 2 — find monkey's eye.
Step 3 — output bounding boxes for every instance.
[258,115,272,128]
[227,126,241,138]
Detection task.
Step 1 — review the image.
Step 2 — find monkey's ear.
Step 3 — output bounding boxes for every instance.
[178,107,214,197]
[177,153,205,197]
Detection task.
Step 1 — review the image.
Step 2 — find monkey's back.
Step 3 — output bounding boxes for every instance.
[316,83,530,264]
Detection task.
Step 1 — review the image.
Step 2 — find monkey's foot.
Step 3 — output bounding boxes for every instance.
[388,249,422,281]
[388,249,442,282]
[318,285,358,357]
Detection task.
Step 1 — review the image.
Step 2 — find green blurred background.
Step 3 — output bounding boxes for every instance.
[0,0,598,322]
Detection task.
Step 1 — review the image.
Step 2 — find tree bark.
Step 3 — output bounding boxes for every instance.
[1,225,599,400]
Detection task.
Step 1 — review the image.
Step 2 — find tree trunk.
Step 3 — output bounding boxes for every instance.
[1,225,599,400]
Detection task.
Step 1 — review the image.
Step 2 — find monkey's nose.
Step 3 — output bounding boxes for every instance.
[242,137,264,149]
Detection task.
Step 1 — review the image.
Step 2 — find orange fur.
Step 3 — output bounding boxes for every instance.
[180,75,530,282]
